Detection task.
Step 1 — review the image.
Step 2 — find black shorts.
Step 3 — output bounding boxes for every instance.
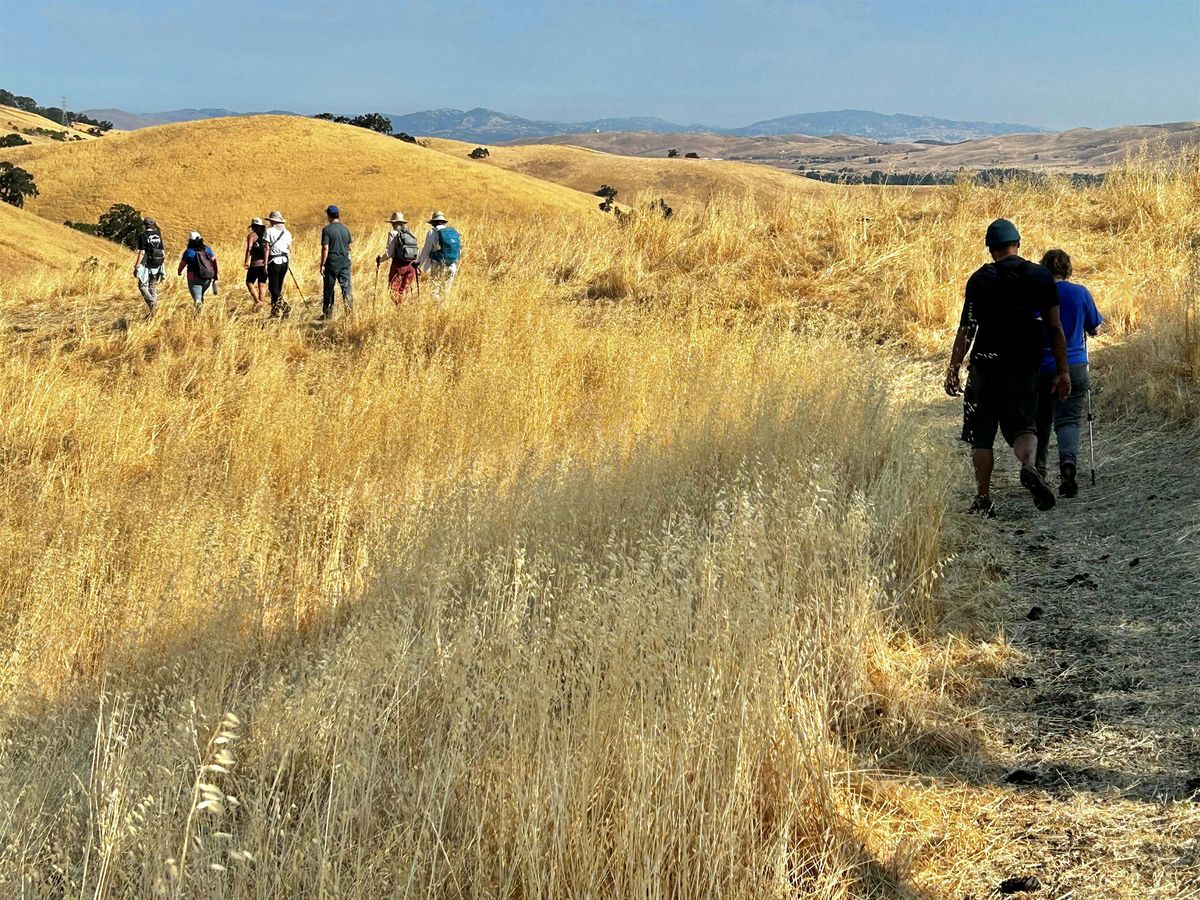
[961,366,1038,450]
[245,267,268,285]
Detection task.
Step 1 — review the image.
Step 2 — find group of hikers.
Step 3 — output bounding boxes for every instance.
[131,204,1091,517]
[131,206,463,319]
[945,218,1103,517]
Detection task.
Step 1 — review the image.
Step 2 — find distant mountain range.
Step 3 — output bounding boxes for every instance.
[81,106,1046,143]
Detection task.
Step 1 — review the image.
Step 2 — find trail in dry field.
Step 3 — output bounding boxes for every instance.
[934,393,1200,898]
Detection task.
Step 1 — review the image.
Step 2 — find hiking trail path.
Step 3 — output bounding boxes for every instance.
[929,397,1200,898]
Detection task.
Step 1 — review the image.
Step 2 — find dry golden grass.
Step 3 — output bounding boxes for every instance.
[0,132,1196,897]
[0,200,125,276]
[3,115,598,249]
[0,103,107,146]
[427,136,830,208]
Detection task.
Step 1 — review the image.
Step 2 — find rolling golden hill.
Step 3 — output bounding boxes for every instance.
[0,200,124,278]
[426,137,829,208]
[4,115,599,248]
[0,104,107,147]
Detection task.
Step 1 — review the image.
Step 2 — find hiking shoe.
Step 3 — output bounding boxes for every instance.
[969,494,997,518]
[1059,462,1078,498]
[1020,465,1057,511]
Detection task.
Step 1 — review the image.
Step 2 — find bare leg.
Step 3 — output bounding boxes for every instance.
[1015,432,1056,510]
[971,448,994,497]
[1013,433,1038,468]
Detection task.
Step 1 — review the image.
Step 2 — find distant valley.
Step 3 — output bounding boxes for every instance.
[513,122,1200,179]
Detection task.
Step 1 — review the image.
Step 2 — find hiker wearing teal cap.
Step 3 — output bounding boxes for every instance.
[944,218,1071,517]
[319,204,353,319]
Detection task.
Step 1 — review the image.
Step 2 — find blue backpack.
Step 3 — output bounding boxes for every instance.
[431,226,461,264]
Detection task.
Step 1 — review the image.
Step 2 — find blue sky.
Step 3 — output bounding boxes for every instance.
[2,0,1197,129]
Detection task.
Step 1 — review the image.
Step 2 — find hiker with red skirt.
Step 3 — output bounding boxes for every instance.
[376,211,420,301]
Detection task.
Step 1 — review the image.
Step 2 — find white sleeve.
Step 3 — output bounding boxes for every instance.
[416,229,438,269]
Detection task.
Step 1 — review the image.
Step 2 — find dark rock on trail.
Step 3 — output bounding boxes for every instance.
[1026,606,1045,620]
[1004,769,1040,785]
[998,875,1042,893]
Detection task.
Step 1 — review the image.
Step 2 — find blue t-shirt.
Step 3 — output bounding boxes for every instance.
[1041,280,1102,372]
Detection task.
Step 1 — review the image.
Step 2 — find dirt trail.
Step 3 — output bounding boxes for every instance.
[944,414,1200,897]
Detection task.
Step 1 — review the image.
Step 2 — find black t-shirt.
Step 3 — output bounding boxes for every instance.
[960,255,1059,373]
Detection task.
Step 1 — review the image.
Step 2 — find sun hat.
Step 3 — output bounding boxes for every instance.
[250,217,264,227]
[188,231,201,241]
[267,210,285,223]
[326,205,340,217]
[388,211,407,224]
[985,218,1020,248]
[428,210,448,224]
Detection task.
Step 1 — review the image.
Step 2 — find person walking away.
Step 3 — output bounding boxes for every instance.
[1034,249,1103,497]
[319,205,353,319]
[376,211,420,302]
[244,217,269,309]
[264,211,292,318]
[133,216,166,313]
[417,210,461,303]
[944,218,1071,517]
[178,231,219,311]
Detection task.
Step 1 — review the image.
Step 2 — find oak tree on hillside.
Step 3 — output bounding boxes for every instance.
[96,203,145,248]
[349,113,393,135]
[0,161,38,207]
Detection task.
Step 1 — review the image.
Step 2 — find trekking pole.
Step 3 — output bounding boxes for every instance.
[287,267,311,308]
[1087,385,1097,486]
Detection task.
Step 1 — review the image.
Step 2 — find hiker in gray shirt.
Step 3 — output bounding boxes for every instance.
[319,204,353,319]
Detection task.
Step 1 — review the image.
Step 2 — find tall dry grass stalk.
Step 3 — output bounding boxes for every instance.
[0,153,1196,897]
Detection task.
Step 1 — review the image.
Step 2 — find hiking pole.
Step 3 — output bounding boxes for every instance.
[287,267,311,308]
[1087,386,1097,485]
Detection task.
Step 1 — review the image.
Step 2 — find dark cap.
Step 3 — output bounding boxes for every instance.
[143,217,157,226]
[985,218,1020,248]
[326,205,340,217]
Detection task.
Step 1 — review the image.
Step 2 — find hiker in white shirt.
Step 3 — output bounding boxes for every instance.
[416,210,461,303]
[263,210,293,318]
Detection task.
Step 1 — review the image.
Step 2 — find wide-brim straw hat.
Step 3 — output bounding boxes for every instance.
[388,211,407,224]
[428,210,448,224]
[267,211,286,223]
[250,217,264,227]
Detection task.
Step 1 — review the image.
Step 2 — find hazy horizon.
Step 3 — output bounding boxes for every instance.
[3,0,1198,130]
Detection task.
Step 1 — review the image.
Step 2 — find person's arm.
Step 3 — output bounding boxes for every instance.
[320,243,329,274]
[133,248,144,276]
[944,290,975,396]
[211,249,219,281]
[178,250,188,276]
[377,231,392,266]
[1045,305,1071,399]
[244,233,253,269]
[416,229,437,270]
[1085,288,1103,337]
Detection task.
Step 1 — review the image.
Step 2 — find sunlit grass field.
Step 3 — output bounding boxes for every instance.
[0,136,1196,897]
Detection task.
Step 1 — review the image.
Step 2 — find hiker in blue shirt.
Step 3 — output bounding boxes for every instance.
[1035,249,1103,497]
[178,231,220,311]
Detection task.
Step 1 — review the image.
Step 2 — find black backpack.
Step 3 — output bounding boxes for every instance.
[397,228,419,263]
[193,247,216,280]
[142,228,165,267]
